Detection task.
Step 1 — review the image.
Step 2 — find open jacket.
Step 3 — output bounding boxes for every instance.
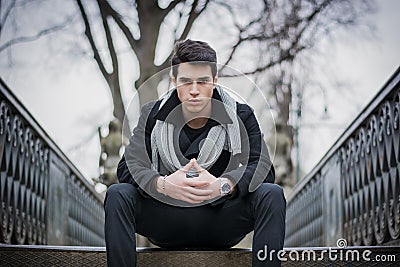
[117,88,275,205]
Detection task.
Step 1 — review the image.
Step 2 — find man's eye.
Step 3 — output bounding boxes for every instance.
[198,80,210,84]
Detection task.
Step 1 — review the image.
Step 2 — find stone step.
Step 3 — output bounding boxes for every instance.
[1,244,399,266]
[2,245,250,267]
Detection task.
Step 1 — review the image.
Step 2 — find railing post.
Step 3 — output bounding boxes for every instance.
[46,154,69,245]
[322,154,342,246]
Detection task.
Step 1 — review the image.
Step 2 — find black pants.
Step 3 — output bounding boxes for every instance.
[104,183,286,267]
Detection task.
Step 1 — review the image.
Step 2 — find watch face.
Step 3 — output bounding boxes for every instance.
[221,183,231,194]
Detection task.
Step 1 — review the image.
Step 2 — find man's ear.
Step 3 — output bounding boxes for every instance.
[171,76,176,86]
[213,74,218,85]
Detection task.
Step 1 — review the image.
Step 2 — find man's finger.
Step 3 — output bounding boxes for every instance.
[189,177,211,187]
[185,186,213,196]
[181,158,195,172]
[184,179,209,187]
[192,159,203,172]
[185,193,209,202]
[182,196,204,204]
[183,191,212,203]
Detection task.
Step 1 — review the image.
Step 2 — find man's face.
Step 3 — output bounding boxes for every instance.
[172,62,217,115]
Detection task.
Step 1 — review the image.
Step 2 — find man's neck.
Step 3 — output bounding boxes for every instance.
[183,103,212,129]
[186,117,209,129]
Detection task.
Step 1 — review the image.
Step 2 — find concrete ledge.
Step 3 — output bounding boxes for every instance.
[1,244,400,266]
[0,245,251,267]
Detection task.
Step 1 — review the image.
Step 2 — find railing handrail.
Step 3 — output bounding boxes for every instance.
[0,78,103,202]
[287,66,400,202]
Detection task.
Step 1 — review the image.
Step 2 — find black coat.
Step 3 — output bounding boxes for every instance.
[117,89,275,204]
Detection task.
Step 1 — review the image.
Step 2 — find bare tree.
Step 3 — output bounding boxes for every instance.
[216,0,375,187]
[75,0,210,132]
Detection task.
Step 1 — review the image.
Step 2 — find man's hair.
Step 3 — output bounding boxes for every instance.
[171,39,217,78]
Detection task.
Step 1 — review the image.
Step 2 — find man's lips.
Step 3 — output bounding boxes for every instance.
[187,99,202,105]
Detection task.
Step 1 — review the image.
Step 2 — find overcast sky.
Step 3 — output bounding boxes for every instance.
[0,0,399,187]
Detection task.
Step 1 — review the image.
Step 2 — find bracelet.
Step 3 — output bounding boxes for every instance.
[162,175,167,196]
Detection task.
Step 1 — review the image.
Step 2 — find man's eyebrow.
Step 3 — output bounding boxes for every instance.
[178,76,212,81]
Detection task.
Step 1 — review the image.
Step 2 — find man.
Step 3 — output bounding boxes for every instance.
[105,39,286,266]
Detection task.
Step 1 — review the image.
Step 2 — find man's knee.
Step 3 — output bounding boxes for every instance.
[104,183,138,210]
[254,183,286,209]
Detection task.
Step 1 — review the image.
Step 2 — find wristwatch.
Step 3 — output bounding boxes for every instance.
[220,178,231,196]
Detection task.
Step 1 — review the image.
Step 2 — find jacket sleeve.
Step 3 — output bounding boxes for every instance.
[117,102,160,194]
[221,104,275,197]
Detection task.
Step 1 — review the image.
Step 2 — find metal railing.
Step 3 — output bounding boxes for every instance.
[285,67,400,247]
[0,79,105,246]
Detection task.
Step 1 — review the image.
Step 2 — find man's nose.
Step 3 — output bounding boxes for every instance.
[190,82,199,95]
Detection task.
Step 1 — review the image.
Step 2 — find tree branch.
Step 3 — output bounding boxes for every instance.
[221,0,335,76]
[158,0,210,71]
[179,0,209,41]
[214,1,245,31]
[99,0,139,55]
[0,14,73,53]
[76,0,110,81]
[217,0,274,69]
[97,0,119,84]
[219,45,306,78]
[219,36,243,72]
[162,0,185,16]
[0,0,16,37]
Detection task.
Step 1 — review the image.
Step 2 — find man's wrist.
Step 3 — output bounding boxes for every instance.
[155,176,162,193]
[220,177,235,195]
[227,179,234,193]
[224,177,235,193]
[156,176,168,195]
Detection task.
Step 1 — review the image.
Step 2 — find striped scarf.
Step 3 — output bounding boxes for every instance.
[151,85,241,175]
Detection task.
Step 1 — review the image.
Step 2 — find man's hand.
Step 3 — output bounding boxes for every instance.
[156,159,213,204]
[190,160,221,199]
[192,160,235,198]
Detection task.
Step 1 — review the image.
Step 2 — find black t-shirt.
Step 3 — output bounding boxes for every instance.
[182,122,212,142]
[179,120,213,157]
[178,119,231,177]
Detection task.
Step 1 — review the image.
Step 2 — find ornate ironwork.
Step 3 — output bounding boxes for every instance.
[0,79,104,246]
[285,175,323,246]
[285,68,400,247]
